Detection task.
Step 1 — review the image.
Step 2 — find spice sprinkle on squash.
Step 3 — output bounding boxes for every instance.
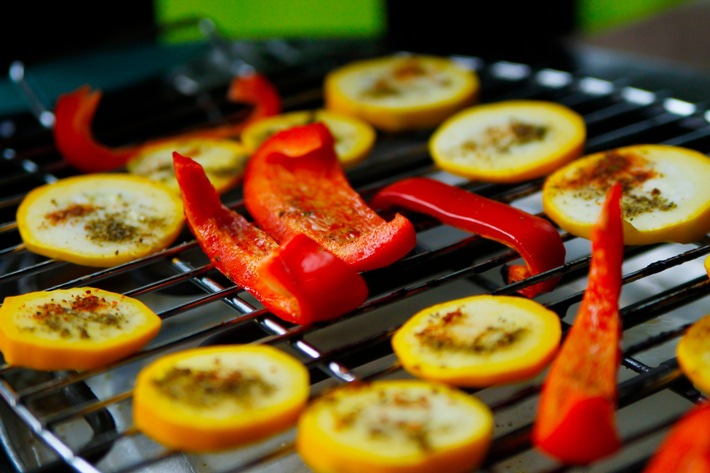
[132,344,309,452]
[543,144,710,245]
[324,54,479,132]
[16,173,184,267]
[392,294,562,387]
[0,287,161,371]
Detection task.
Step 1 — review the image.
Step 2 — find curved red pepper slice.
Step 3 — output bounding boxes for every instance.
[532,182,624,465]
[53,73,282,173]
[642,401,710,473]
[53,85,137,173]
[369,177,566,297]
[172,151,367,325]
[243,122,416,272]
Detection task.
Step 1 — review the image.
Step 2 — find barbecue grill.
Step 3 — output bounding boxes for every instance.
[1,21,710,473]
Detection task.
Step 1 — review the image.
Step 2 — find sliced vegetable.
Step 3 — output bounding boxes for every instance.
[296,379,493,473]
[392,295,561,387]
[173,152,368,325]
[127,137,249,195]
[370,177,566,297]
[642,401,710,473]
[0,287,161,371]
[243,123,416,272]
[324,54,479,132]
[133,344,309,452]
[16,173,184,267]
[543,144,710,245]
[53,72,281,173]
[532,183,624,465]
[676,313,710,395]
[241,109,376,167]
[429,100,586,183]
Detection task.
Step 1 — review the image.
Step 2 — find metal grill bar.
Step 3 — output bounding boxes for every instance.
[0,42,709,473]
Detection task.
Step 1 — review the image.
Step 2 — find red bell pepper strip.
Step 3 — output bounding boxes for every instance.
[369,177,566,298]
[531,182,624,465]
[242,122,417,273]
[172,151,368,325]
[642,401,710,473]
[52,72,282,173]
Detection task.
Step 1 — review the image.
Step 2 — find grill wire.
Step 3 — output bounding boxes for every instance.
[1,39,709,473]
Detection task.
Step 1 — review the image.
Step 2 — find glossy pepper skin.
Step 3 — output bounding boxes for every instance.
[172,151,368,325]
[243,122,416,272]
[532,182,624,465]
[370,177,566,298]
[53,73,281,173]
[642,401,710,473]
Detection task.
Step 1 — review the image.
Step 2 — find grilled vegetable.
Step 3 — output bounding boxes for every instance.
[127,137,249,195]
[0,287,161,370]
[429,100,586,183]
[642,401,710,473]
[241,109,376,167]
[16,173,184,267]
[543,144,710,245]
[173,152,368,325]
[53,72,281,173]
[296,379,494,473]
[392,295,561,387]
[532,183,624,465]
[324,54,479,132]
[676,313,710,395]
[370,177,566,297]
[243,123,416,272]
[133,344,309,452]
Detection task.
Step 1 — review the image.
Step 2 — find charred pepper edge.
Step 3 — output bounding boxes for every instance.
[52,72,282,173]
[369,176,566,297]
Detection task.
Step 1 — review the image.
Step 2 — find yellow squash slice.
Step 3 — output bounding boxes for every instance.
[0,287,161,371]
[429,100,586,183]
[677,313,710,395]
[16,173,184,267]
[392,295,561,387]
[241,109,376,167]
[127,137,249,194]
[324,54,479,133]
[133,344,310,452]
[542,144,710,245]
[296,379,493,473]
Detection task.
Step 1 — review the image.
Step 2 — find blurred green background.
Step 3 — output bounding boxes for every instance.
[155,0,692,43]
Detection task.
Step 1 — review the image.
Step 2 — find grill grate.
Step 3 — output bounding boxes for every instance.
[0,39,709,473]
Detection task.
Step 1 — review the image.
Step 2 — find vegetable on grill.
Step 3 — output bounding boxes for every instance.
[133,344,309,452]
[370,176,566,297]
[676,312,710,396]
[53,72,281,173]
[532,182,624,465]
[543,144,710,245]
[16,173,185,267]
[392,294,562,387]
[641,400,710,473]
[296,379,494,473]
[324,54,479,132]
[429,100,586,183]
[0,287,161,371]
[127,136,250,195]
[243,122,416,272]
[173,151,368,325]
[241,109,376,167]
